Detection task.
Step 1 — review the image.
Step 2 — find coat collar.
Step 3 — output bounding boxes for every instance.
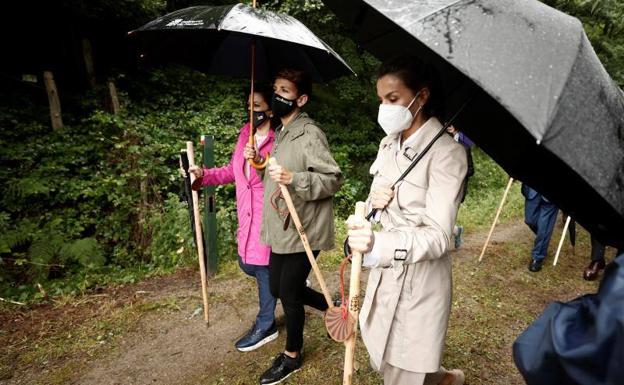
[276,112,313,142]
[242,122,276,148]
[380,117,444,154]
[258,124,275,151]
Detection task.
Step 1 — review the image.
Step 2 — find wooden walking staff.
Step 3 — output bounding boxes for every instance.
[187,141,210,324]
[247,0,270,170]
[343,202,366,385]
[478,177,514,262]
[268,158,334,308]
[553,216,572,266]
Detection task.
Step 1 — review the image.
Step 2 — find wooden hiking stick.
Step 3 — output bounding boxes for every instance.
[479,177,514,262]
[268,158,333,308]
[553,216,571,266]
[187,141,210,324]
[343,202,366,385]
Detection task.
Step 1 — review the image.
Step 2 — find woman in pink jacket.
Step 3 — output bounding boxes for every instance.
[189,85,277,352]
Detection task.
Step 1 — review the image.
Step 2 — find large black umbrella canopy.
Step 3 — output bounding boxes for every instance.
[128,3,354,83]
[323,0,624,247]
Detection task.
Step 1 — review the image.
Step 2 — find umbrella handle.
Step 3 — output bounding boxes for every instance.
[248,134,270,169]
[250,155,270,169]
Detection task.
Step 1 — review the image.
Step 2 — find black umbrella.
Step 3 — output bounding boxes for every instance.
[129,2,354,169]
[323,0,624,248]
[128,3,354,83]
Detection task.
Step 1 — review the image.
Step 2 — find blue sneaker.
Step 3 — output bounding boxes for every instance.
[454,225,464,249]
[235,322,278,352]
[528,258,543,272]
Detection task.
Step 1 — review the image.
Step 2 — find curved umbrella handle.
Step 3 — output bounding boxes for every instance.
[248,132,270,169]
[250,154,270,169]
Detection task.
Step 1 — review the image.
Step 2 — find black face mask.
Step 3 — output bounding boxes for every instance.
[271,94,297,118]
[251,110,269,127]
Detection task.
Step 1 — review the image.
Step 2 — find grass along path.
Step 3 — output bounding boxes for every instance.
[0,216,609,385]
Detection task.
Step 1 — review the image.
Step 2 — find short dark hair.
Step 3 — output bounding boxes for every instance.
[377,56,443,118]
[274,68,312,98]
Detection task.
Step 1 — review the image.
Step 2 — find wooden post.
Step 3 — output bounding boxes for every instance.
[202,135,218,276]
[107,80,121,114]
[43,71,63,130]
[478,177,514,262]
[343,202,366,385]
[187,141,210,324]
[553,216,571,266]
[82,38,96,88]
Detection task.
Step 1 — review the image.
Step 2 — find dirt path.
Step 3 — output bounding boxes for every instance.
[0,219,599,385]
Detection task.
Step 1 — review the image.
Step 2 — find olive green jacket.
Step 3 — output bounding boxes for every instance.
[260,112,343,254]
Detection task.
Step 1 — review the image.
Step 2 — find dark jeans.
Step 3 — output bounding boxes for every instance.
[269,250,328,352]
[238,256,277,331]
[523,185,559,261]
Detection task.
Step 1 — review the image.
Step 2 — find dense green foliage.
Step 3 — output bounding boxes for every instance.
[1,0,622,302]
[0,60,381,301]
[544,0,624,86]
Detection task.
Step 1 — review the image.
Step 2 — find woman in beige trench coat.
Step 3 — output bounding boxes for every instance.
[347,56,468,385]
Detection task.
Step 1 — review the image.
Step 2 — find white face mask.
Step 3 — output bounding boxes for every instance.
[377,92,422,136]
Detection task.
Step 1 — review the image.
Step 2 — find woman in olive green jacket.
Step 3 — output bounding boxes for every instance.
[244,68,343,385]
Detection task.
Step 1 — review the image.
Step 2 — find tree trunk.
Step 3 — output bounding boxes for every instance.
[82,38,96,88]
[43,71,63,130]
[107,80,121,114]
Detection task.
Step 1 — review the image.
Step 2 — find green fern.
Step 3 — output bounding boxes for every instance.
[60,238,105,270]
[5,177,52,199]
[28,234,65,280]
[0,221,36,251]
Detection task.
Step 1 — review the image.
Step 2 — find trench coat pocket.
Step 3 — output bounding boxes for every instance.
[395,171,428,214]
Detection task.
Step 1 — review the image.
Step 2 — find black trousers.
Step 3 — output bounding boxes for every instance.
[591,235,607,263]
[590,235,623,262]
[269,250,328,352]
